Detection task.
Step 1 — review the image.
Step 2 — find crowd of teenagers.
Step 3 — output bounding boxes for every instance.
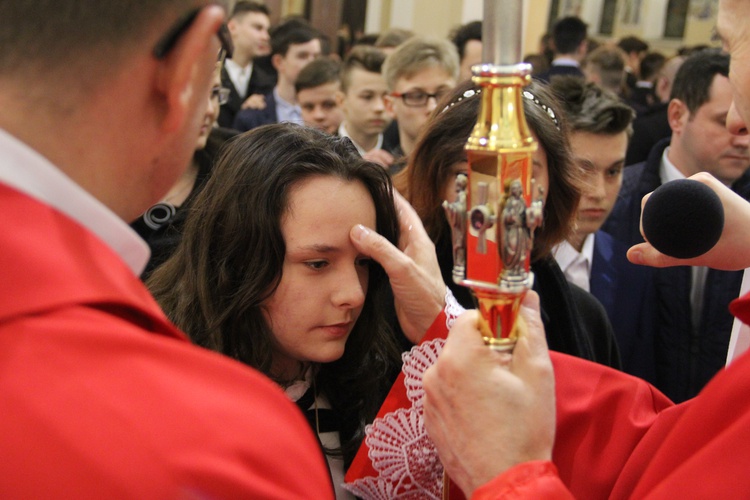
[4,0,750,498]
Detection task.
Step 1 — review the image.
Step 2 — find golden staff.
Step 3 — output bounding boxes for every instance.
[444,0,542,351]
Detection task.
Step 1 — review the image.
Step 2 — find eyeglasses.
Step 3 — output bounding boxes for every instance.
[153,8,234,61]
[210,86,231,105]
[390,89,450,107]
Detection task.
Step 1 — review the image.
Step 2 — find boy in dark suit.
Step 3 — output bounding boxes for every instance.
[218,1,276,128]
[549,77,657,382]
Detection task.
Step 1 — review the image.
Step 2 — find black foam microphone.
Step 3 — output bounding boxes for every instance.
[641,179,725,259]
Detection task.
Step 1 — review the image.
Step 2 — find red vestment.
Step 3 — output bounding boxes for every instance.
[475,289,750,498]
[348,289,750,498]
[0,184,332,498]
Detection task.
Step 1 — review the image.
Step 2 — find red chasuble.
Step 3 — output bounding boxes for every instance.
[348,287,750,499]
[0,184,332,498]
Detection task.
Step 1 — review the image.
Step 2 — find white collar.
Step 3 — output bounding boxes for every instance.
[224,57,253,76]
[338,123,383,156]
[551,57,580,68]
[0,128,149,275]
[553,234,596,290]
[660,146,686,185]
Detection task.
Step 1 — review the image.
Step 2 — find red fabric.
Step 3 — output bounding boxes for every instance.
[350,270,750,498]
[473,290,750,498]
[0,184,332,498]
[472,462,573,500]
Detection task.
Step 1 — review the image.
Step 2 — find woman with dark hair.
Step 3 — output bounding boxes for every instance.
[393,80,619,366]
[147,123,403,499]
[131,61,236,280]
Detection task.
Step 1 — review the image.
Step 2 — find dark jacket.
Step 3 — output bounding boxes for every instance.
[602,138,745,402]
[217,62,276,130]
[232,91,278,132]
[131,127,238,280]
[591,230,658,383]
[534,63,584,84]
[625,102,670,165]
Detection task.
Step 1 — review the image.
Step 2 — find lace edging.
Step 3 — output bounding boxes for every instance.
[344,290,464,499]
[344,337,447,499]
[444,288,464,330]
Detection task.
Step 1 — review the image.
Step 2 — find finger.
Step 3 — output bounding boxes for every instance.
[627,242,682,267]
[638,192,652,241]
[515,292,546,355]
[393,191,428,245]
[446,310,485,347]
[350,224,409,275]
[511,291,551,374]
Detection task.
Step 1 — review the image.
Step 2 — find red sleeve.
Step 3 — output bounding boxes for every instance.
[471,461,573,500]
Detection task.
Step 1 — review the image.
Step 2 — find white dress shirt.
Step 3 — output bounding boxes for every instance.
[338,123,383,157]
[553,234,595,292]
[224,58,253,99]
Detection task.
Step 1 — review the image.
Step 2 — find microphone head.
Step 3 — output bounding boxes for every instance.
[642,179,724,259]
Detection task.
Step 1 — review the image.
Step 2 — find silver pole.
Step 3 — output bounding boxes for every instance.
[482,0,524,66]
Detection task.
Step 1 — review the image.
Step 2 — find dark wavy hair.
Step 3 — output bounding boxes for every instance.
[394,79,582,262]
[148,123,400,462]
[549,75,635,137]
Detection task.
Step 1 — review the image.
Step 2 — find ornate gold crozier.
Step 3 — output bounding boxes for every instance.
[443,0,543,352]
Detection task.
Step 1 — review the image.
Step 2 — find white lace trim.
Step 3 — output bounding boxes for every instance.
[344,293,465,499]
[444,288,464,330]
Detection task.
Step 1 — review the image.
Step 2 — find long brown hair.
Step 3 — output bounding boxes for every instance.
[394,79,582,261]
[148,123,400,463]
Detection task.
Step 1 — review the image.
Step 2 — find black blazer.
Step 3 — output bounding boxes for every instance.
[534,63,584,83]
[232,91,278,132]
[218,63,276,129]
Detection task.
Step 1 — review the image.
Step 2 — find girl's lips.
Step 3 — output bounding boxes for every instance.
[580,208,606,217]
[320,322,353,338]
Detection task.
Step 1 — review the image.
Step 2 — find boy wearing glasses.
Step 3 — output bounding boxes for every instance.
[383,37,459,172]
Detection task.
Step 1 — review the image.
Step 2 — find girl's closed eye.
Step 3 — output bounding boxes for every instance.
[304,259,329,270]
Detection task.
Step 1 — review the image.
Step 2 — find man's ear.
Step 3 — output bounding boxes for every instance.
[154,6,225,134]
[272,53,284,72]
[384,94,395,115]
[335,89,347,112]
[227,18,238,38]
[667,98,687,133]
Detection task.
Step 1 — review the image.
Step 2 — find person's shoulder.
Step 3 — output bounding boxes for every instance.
[567,281,606,315]
[250,61,277,92]
[594,230,650,277]
[0,303,330,497]
[622,161,646,183]
[567,281,621,368]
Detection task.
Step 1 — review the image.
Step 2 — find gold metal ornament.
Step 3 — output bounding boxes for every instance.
[442,0,543,352]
